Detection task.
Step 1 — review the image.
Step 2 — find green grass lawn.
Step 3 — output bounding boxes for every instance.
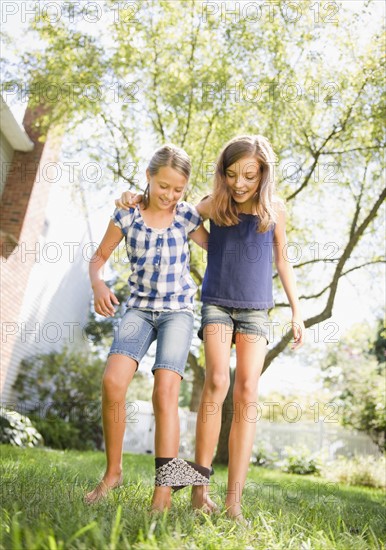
[1,445,385,549]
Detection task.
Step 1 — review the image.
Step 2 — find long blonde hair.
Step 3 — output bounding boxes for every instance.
[142,144,191,208]
[211,135,284,232]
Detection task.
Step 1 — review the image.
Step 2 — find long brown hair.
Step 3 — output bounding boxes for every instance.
[142,144,191,208]
[211,135,284,232]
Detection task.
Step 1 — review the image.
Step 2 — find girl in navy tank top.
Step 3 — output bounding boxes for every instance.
[191,135,305,521]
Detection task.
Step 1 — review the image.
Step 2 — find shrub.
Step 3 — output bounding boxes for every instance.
[252,441,279,468]
[31,416,87,450]
[12,345,105,451]
[0,409,43,447]
[321,455,385,488]
[281,445,322,475]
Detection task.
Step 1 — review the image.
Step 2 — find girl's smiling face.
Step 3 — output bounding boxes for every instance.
[147,166,187,211]
[225,156,261,212]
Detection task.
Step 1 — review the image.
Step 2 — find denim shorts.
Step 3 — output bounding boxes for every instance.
[108,308,194,378]
[198,303,270,345]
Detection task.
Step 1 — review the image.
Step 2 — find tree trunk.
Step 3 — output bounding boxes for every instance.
[213,368,235,465]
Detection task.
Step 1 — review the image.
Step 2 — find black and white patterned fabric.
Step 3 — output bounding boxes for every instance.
[155,457,212,491]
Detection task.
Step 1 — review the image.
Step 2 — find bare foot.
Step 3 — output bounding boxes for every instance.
[84,473,123,504]
[191,485,219,513]
[150,486,172,513]
[150,500,171,513]
[225,503,250,526]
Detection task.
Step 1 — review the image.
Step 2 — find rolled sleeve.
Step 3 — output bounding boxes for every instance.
[111,207,134,237]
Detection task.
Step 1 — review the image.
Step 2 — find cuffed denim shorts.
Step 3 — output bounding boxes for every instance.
[108,308,194,378]
[198,303,270,345]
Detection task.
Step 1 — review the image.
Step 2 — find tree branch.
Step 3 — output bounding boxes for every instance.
[274,259,385,306]
[286,78,371,201]
[99,112,138,187]
[349,165,366,239]
[319,145,385,155]
[186,108,221,196]
[181,6,201,148]
[272,258,340,279]
[147,15,166,141]
[264,186,386,370]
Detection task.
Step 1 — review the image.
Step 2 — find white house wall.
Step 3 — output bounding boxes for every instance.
[4,172,94,403]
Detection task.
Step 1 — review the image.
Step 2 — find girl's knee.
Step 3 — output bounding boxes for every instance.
[102,372,125,396]
[233,380,258,404]
[152,380,179,411]
[204,371,230,399]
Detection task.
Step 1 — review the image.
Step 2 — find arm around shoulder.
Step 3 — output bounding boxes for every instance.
[189,223,209,250]
[195,195,213,221]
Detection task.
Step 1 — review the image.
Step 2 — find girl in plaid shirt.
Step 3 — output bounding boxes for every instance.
[84,145,209,511]
[116,135,305,523]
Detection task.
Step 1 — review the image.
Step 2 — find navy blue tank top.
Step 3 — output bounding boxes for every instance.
[201,214,275,309]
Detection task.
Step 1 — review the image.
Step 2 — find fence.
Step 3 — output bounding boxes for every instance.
[122,402,381,460]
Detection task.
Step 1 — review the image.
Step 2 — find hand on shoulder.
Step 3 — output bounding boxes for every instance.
[115,191,142,210]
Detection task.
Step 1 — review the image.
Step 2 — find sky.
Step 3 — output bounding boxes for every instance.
[2,0,385,396]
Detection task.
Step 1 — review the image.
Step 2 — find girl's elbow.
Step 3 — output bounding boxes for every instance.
[90,251,107,269]
[90,252,100,265]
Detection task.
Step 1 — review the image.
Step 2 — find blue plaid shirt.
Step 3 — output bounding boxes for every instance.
[111,202,202,311]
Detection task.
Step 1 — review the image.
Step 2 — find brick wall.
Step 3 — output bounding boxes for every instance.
[1,103,62,401]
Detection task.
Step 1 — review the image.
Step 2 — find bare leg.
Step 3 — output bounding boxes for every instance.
[151,369,182,511]
[191,324,232,511]
[225,334,266,519]
[84,354,137,503]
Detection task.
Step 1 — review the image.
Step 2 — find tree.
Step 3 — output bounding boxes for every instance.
[4,0,385,460]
